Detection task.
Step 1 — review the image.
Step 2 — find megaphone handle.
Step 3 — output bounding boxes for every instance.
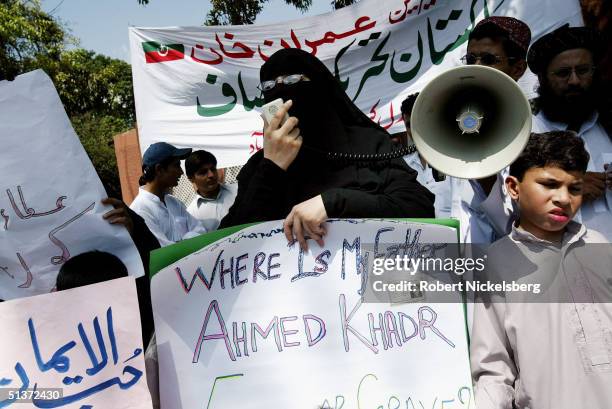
[303,144,417,163]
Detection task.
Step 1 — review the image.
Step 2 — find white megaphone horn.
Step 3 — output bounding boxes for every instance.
[410,65,532,179]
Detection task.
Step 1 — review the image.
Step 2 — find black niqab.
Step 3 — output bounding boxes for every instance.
[260,48,392,156]
[259,48,401,200]
[219,49,434,228]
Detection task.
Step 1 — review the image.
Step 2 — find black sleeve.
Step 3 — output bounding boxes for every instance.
[127,207,161,269]
[219,153,290,228]
[321,160,435,218]
[126,207,160,344]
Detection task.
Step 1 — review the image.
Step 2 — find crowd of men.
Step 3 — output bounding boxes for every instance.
[124,18,610,252]
[118,17,611,408]
[395,18,611,245]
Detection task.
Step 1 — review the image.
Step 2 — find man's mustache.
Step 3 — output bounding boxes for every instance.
[563,85,587,95]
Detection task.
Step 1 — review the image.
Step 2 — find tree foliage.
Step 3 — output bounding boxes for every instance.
[0,0,66,80]
[136,0,357,25]
[51,51,135,198]
[71,113,131,199]
[333,0,357,9]
[205,0,312,25]
[202,0,358,25]
[52,49,135,121]
[2,0,134,199]
[136,0,309,25]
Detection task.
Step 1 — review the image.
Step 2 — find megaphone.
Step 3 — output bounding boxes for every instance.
[410,65,531,179]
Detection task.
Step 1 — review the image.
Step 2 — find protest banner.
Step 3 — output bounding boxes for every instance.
[0,277,152,409]
[0,70,144,301]
[150,219,472,408]
[129,0,582,168]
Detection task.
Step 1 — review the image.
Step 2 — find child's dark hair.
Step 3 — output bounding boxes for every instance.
[469,24,526,61]
[185,150,217,179]
[510,131,590,180]
[56,251,128,291]
[138,156,176,186]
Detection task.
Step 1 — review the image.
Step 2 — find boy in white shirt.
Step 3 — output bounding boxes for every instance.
[471,131,612,408]
[185,150,237,231]
[130,142,207,246]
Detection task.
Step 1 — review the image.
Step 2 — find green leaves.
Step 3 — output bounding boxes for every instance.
[71,112,132,199]
[205,0,264,25]
[1,1,134,198]
[136,0,355,26]
[203,0,353,26]
[52,49,135,120]
[52,50,135,198]
[0,0,66,80]
[332,0,357,10]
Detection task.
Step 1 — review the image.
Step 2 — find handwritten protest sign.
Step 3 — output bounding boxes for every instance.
[129,0,582,167]
[150,219,472,408]
[0,277,152,409]
[0,70,144,301]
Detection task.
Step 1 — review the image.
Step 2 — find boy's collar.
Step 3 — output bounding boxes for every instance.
[196,184,225,202]
[139,186,168,203]
[510,220,585,246]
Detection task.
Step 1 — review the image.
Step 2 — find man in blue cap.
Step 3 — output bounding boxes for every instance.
[130,142,207,246]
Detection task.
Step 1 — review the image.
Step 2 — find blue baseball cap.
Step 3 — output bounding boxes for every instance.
[142,142,192,169]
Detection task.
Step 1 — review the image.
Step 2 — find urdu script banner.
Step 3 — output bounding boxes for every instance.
[129,0,582,168]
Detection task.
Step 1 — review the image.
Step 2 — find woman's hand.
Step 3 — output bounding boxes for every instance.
[263,100,302,171]
[283,195,328,251]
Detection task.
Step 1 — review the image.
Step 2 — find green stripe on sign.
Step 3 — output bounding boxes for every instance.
[149,222,261,278]
[148,218,459,279]
[141,41,184,54]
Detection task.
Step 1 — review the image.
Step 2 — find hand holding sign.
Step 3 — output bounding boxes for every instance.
[284,195,328,251]
[0,70,144,301]
[150,219,473,409]
[102,198,134,235]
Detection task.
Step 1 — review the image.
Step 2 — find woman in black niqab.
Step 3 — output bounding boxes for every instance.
[220,48,434,246]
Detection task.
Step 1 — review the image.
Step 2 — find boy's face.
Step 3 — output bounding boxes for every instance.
[156,158,183,189]
[190,163,219,196]
[506,166,584,241]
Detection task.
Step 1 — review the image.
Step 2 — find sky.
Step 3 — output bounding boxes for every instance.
[41,0,335,62]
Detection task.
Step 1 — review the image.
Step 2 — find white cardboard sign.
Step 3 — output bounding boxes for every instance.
[0,277,152,409]
[129,0,582,168]
[152,219,472,408]
[0,70,144,301]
